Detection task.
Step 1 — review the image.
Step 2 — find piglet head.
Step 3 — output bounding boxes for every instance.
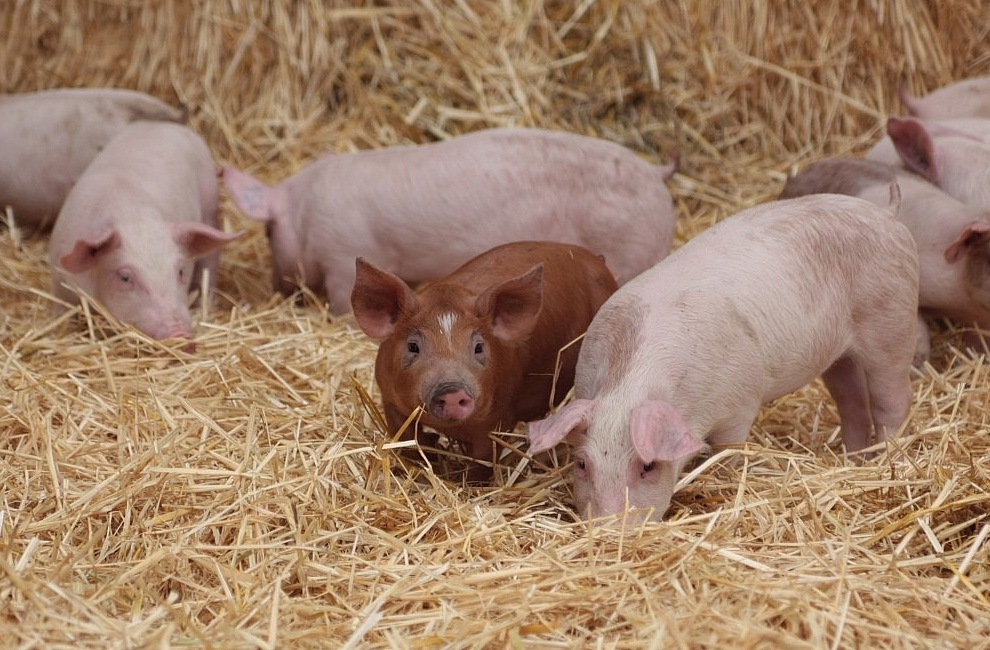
[529,398,705,524]
[943,220,990,316]
[352,258,544,439]
[886,117,990,206]
[59,222,241,342]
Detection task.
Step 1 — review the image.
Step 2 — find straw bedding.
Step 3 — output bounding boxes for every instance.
[1,1,989,648]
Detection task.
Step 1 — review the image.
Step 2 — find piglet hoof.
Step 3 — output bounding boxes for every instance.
[428,384,475,422]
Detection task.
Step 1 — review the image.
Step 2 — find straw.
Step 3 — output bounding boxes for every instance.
[1,1,988,647]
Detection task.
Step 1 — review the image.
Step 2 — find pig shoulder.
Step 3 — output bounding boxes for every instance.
[573,293,649,400]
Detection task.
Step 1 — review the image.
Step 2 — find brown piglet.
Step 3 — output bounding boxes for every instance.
[351,241,618,477]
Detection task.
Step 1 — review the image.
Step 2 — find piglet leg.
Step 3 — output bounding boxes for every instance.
[821,355,873,453]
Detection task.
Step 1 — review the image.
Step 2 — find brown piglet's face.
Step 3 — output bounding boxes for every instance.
[351,258,544,440]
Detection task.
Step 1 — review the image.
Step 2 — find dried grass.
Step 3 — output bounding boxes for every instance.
[2,1,989,648]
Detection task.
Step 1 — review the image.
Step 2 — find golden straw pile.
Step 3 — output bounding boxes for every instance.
[2,1,989,647]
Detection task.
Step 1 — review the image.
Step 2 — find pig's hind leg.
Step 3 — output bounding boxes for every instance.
[820,355,874,453]
[859,352,912,449]
[824,349,912,454]
[855,308,916,451]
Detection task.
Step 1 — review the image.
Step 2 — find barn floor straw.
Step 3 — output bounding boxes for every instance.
[2,1,989,648]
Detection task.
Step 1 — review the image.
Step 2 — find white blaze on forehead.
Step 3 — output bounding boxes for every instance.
[437,312,458,343]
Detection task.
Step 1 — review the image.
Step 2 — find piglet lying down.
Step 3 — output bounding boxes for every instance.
[49,121,242,342]
[528,189,920,522]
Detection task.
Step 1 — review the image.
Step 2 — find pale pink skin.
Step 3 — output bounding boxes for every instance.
[781,156,990,359]
[901,77,990,120]
[528,192,920,523]
[49,121,242,341]
[0,88,186,228]
[222,127,676,314]
[866,116,990,209]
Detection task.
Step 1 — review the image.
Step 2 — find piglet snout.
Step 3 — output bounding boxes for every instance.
[160,329,196,353]
[428,383,475,422]
[176,336,197,353]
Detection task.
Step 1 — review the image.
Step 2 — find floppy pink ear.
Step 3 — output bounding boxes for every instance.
[528,398,595,455]
[944,222,990,264]
[59,230,121,272]
[629,400,704,463]
[476,264,544,342]
[887,117,940,184]
[172,223,244,258]
[350,257,417,339]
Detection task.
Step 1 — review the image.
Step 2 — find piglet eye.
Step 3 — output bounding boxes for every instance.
[576,459,586,471]
[407,341,420,354]
[643,462,656,473]
[118,271,132,284]
[471,335,487,363]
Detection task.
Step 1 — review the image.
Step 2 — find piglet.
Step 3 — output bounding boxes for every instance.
[528,190,919,522]
[351,241,617,475]
[49,121,242,342]
[0,88,186,228]
[866,116,990,209]
[900,77,990,119]
[224,127,676,313]
[780,156,990,360]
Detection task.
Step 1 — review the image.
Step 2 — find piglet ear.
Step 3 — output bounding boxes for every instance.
[527,398,595,455]
[887,117,940,184]
[351,257,417,339]
[944,221,990,264]
[476,263,544,342]
[59,230,121,273]
[172,223,244,258]
[630,400,704,463]
[221,167,275,222]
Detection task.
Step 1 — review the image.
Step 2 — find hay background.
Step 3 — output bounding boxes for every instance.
[2,1,989,648]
